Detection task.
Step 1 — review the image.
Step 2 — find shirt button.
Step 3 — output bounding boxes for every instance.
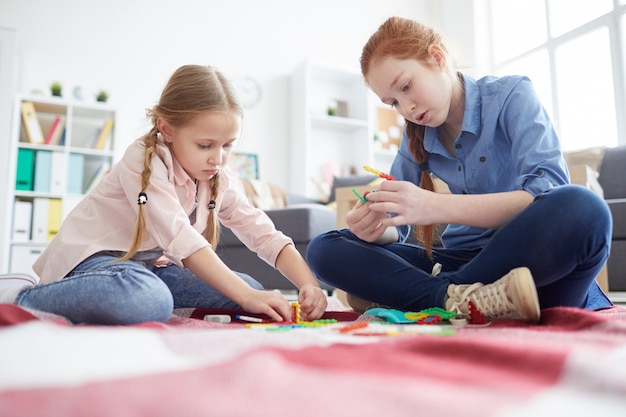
[457,165,462,171]
[455,143,462,149]
[536,169,543,176]
[480,156,486,162]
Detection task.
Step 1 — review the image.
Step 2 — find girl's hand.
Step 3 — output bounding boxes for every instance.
[346,192,391,242]
[297,285,328,321]
[364,181,534,230]
[238,288,293,322]
[364,180,439,226]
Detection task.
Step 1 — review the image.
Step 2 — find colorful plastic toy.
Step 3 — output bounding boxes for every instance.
[365,308,415,323]
[468,300,488,324]
[363,165,396,180]
[352,188,368,203]
[366,307,458,325]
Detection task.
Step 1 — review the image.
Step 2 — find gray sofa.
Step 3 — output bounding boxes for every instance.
[215,201,337,292]
[598,145,626,291]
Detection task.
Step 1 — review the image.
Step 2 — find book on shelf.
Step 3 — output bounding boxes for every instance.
[9,245,43,277]
[33,150,52,193]
[20,101,44,144]
[15,148,35,191]
[44,116,65,145]
[56,129,66,146]
[67,154,85,194]
[47,198,62,241]
[49,152,66,194]
[12,200,33,242]
[31,197,49,242]
[93,119,113,150]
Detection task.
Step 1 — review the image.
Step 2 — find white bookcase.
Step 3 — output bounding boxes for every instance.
[1,94,116,275]
[289,61,381,200]
[0,28,17,275]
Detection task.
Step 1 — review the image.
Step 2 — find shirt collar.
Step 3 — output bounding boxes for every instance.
[424,72,482,155]
[461,73,482,138]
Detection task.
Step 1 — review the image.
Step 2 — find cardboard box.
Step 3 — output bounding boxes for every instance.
[335,185,376,229]
[569,164,604,198]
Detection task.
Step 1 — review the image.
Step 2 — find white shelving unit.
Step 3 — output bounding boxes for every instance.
[1,95,116,275]
[0,28,18,276]
[289,61,378,200]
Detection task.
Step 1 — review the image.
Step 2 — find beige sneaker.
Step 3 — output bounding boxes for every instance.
[445,267,540,322]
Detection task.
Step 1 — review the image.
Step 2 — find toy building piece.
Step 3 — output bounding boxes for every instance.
[291,301,301,324]
[420,307,457,320]
[468,300,488,324]
[364,307,414,323]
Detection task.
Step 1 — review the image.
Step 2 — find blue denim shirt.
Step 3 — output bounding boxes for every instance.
[390,73,570,249]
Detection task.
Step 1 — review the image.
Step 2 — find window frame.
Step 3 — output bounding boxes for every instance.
[486,0,626,148]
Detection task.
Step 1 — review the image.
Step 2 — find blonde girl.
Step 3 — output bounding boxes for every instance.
[0,65,327,324]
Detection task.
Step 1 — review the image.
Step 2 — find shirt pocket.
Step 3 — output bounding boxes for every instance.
[467,147,513,193]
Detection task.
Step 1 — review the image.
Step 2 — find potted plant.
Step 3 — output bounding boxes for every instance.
[327,100,338,116]
[96,90,109,103]
[50,82,62,97]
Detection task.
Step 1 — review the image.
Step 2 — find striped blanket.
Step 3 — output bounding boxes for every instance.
[1,303,625,417]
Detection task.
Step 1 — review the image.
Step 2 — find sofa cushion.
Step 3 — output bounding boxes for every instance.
[216,204,337,291]
[607,240,626,291]
[219,204,336,246]
[598,145,626,199]
[230,177,287,210]
[607,201,626,239]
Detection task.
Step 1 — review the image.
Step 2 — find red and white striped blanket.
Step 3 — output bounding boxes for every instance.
[1,303,625,417]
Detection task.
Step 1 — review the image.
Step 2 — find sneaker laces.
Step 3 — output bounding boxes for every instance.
[447,282,483,316]
[466,279,521,320]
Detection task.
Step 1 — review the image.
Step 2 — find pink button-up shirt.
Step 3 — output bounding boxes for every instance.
[33,136,293,283]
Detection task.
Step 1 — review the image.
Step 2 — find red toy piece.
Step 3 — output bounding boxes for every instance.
[417,315,442,325]
[468,300,488,324]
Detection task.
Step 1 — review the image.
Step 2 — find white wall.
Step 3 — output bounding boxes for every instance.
[0,0,476,190]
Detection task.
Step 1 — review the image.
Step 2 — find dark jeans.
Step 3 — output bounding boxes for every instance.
[306,185,613,311]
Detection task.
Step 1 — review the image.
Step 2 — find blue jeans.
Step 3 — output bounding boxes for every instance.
[307,185,613,311]
[16,254,263,325]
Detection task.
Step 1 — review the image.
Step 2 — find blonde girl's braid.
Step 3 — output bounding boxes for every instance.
[360,16,454,259]
[118,127,158,262]
[203,173,221,248]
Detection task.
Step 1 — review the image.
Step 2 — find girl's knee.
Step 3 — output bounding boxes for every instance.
[545,185,611,227]
[551,184,605,208]
[307,231,335,266]
[121,272,174,323]
[87,267,173,324]
[308,230,348,257]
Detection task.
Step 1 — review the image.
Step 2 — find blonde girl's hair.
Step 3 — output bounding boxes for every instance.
[360,17,455,259]
[119,65,244,262]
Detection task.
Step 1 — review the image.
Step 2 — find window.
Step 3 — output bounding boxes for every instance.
[487,0,626,150]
